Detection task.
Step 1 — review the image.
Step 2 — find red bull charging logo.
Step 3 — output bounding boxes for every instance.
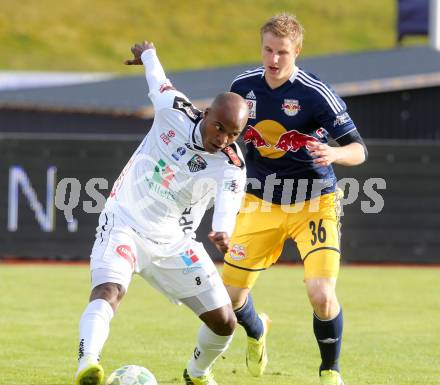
[243,121,322,159]
[274,130,319,152]
[243,125,270,148]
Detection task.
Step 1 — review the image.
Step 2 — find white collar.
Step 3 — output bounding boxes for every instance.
[289,66,299,83]
[261,65,299,85]
[191,120,205,150]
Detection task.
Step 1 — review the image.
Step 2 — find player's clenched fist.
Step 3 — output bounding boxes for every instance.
[208,231,230,254]
[124,40,155,65]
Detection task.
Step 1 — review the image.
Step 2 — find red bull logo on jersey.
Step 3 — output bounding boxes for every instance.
[274,130,319,152]
[229,244,246,261]
[246,120,323,159]
[243,125,270,148]
[116,244,136,271]
[281,99,301,116]
[179,248,200,266]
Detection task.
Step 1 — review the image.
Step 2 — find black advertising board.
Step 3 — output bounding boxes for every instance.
[1,135,439,264]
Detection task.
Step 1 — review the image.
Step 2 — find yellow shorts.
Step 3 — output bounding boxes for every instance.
[223,192,342,289]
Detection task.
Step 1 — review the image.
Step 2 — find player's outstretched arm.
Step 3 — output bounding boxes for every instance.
[125,40,178,110]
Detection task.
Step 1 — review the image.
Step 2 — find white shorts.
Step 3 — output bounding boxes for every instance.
[89,211,230,316]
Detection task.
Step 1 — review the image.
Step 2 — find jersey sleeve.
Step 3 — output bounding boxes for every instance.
[141,49,189,112]
[211,163,246,237]
[312,83,357,140]
[230,80,239,93]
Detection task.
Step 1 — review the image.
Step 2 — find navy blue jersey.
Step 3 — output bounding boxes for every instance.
[230,66,357,204]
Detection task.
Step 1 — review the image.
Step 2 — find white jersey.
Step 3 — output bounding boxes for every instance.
[105,49,246,257]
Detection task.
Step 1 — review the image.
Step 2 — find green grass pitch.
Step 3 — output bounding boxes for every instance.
[0,264,439,385]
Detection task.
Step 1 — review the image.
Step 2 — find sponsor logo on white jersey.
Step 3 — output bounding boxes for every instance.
[172,146,186,161]
[187,154,207,172]
[160,130,175,145]
[179,248,199,266]
[179,206,193,234]
[182,265,202,275]
[115,244,136,270]
[145,159,176,201]
[223,179,240,193]
[174,97,200,121]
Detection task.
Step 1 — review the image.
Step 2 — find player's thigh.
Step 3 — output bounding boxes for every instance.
[292,193,341,279]
[143,241,230,315]
[180,284,232,318]
[90,211,140,292]
[223,195,287,289]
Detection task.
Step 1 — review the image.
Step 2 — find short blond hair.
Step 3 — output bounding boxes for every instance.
[260,13,304,48]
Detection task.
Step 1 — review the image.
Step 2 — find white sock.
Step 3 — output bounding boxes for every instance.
[187,324,234,377]
[77,299,114,370]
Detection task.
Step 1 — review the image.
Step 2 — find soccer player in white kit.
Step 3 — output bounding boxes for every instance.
[74,41,249,385]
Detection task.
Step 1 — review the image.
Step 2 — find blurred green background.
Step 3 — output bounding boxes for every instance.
[0,0,426,72]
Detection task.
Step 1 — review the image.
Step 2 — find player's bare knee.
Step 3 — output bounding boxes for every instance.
[310,292,338,319]
[90,282,125,311]
[202,306,237,336]
[212,310,237,335]
[309,291,334,319]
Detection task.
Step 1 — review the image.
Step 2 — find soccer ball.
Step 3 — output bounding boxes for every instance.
[105,365,158,385]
